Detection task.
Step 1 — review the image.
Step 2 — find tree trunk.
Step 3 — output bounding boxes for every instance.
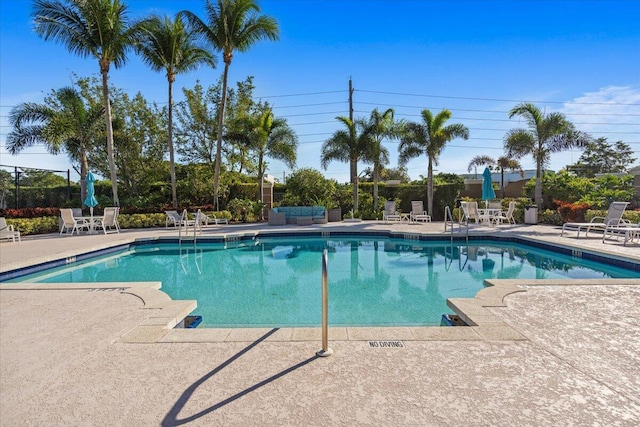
[427,156,434,216]
[101,70,119,206]
[213,62,230,210]
[168,78,178,209]
[535,162,543,207]
[350,157,358,212]
[80,150,88,204]
[373,163,379,212]
[258,153,264,218]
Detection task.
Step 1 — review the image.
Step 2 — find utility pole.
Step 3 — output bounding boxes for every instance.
[349,77,358,212]
[349,77,353,122]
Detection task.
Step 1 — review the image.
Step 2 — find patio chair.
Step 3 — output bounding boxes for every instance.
[0,217,21,242]
[165,210,182,228]
[409,200,431,223]
[197,209,228,226]
[461,201,483,224]
[94,207,120,234]
[561,201,629,238]
[488,201,503,210]
[59,208,89,235]
[383,201,402,223]
[493,201,517,225]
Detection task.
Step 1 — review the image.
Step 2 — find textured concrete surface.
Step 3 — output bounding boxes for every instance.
[1,222,639,425]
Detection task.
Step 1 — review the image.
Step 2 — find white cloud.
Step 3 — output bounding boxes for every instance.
[559,85,640,137]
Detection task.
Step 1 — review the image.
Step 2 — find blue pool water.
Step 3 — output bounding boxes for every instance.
[6,237,639,327]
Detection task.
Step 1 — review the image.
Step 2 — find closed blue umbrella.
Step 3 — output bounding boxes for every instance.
[482,167,496,207]
[84,171,99,232]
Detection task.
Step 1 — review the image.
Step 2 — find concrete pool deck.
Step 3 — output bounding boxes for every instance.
[1,221,639,425]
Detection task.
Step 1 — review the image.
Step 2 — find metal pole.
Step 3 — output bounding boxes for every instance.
[317,249,333,357]
[14,167,19,209]
[67,169,71,201]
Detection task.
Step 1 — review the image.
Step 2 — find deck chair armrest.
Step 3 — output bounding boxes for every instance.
[589,216,605,223]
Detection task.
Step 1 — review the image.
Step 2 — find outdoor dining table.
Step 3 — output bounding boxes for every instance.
[478,208,502,224]
[82,216,103,234]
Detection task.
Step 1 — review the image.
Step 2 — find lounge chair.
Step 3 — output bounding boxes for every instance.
[602,222,639,246]
[165,210,182,228]
[0,217,21,242]
[60,208,89,235]
[561,201,629,238]
[94,207,120,234]
[197,209,228,226]
[383,201,402,223]
[493,201,517,225]
[409,201,431,223]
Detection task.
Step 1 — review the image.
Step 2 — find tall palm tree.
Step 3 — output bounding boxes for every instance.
[181,0,279,209]
[362,108,398,211]
[504,103,590,207]
[399,109,469,216]
[136,14,216,209]
[7,87,104,202]
[320,116,369,212]
[245,106,297,205]
[32,0,139,206]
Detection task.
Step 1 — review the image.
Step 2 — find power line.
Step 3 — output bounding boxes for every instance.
[353,101,640,117]
[356,89,640,106]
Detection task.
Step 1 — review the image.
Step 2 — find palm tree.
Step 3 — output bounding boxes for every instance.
[135,14,216,209]
[504,103,591,207]
[362,108,399,211]
[320,116,369,212]
[181,0,279,209]
[245,106,297,207]
[467,155,523,198]
[33,0,140,206]
[496,155,523,198]
[399,109,469,216]
[467,155,495,179]
[7,87,104,202]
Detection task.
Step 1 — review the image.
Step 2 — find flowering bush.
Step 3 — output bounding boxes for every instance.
[554,200,591,223]
[0,207,61,219]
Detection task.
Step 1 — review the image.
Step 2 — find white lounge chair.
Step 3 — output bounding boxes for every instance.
[493,201,517,225]
[409,200,431,223]
[94,207,120,234]
[165,210,182,228]
[383,201,402,223]
[197,209,228,226]
[602,222,639,246]
[0,217,21,242]
[60,208,89,235]
[561,201,629,237]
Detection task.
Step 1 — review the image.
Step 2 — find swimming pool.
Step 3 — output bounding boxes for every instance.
[6,236,639,327]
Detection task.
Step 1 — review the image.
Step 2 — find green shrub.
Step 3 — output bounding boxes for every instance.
[227,198,257,222]
[117,213,166,229]
[538,209,563,225]
[5,217,59,235]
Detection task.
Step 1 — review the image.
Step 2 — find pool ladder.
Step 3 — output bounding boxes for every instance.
[444,206,469,243]
[178,209,200,248]
[317,249,333,357]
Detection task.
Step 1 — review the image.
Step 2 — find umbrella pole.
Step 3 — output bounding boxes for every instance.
[89,207,95,234]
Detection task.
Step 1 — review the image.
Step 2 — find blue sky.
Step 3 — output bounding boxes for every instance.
[1,0,639,184]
